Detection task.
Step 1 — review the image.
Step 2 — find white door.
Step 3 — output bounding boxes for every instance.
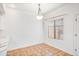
[73,15,79,55]
[73,15,77,55]
[76,15,79,55]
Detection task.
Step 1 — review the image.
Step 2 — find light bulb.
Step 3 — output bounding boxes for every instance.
[36,15,43,20]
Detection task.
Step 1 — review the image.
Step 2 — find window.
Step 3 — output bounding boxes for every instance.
[48,18,63,40]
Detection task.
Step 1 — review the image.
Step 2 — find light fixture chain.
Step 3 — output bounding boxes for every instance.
[38,4,41,15]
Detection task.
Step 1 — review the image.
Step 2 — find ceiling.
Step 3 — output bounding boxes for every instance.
[5,3,64,15]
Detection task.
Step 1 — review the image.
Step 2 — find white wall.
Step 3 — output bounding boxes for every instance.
[1,3,79,55]
[43,4,79,55]
[2,7,43,50]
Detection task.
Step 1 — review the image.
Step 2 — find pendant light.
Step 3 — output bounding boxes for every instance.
[36,4,43,20]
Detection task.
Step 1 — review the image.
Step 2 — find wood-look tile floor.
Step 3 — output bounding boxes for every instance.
[7,43,72,56]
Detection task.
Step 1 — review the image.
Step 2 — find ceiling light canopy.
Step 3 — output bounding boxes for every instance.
[36,4,43,20]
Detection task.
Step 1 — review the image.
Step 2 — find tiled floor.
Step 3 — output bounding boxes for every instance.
[7,43,72,56]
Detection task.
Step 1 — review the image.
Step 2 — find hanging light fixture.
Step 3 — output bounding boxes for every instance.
[36,4,43,20]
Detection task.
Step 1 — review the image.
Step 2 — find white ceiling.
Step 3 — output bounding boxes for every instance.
[5,3,64,15]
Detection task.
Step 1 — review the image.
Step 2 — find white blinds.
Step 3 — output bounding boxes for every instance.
[48,18,64,40]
